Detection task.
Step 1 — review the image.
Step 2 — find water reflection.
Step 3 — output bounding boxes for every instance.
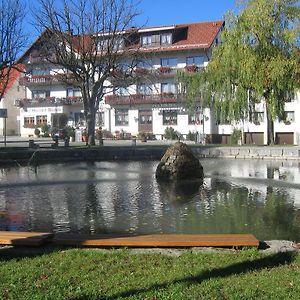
[157,179,203,204]
[0,159,299,241]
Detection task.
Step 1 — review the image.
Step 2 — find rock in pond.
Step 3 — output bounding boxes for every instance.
[156,142,204,181]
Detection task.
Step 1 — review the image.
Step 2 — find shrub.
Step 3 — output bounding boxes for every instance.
[164,127,181,140]
[231,129,242,145]
[64,126,75,139]
[187,131,196,141]
[34,128,40,137]
[138,132,146,141]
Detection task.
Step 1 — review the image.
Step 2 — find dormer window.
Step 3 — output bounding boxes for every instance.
[97,37,124,51]
[31,68,50,76]
[160,33,172,45]
[142,35,152,46]
[97,39,108,51]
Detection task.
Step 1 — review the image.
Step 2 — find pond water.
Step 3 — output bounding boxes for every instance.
[0,159,300,241]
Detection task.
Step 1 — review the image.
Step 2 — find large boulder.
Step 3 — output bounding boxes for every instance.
[156,142,204,181]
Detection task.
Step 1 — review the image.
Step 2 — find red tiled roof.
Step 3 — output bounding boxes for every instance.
[0,64,25,96]
[18,20,224,63]
[138,20,224,52]
[175,21,224,47]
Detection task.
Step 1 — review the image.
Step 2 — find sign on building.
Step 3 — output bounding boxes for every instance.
[0,109,7,118]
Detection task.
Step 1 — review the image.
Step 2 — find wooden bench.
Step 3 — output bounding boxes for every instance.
[53,233,260,248]
[0,232,259,248]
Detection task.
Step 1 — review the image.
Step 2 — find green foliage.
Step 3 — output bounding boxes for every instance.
[40,123,50,137]
[178,0,300,145]
[187,131,196,141]
[64,126,75,138]
[231,128,242,145]
[164,127,182,140]
[34,128,40,137]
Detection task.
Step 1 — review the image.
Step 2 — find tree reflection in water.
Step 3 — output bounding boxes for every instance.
[0,159,299,241]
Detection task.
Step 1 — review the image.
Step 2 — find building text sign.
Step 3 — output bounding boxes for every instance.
[0,109,7,118]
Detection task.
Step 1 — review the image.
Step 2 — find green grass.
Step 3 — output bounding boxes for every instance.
[0,247,299,299]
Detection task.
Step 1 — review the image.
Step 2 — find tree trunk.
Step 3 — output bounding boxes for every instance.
[86,109,96,146]
[266,102,275,145]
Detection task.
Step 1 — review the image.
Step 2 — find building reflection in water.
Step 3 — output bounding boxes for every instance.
[0,159,299,241]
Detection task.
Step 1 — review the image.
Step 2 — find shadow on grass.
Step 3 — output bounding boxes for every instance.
[70,252,296,300]
[0,245,62,261]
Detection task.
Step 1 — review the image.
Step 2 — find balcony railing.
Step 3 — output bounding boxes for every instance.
[20,74,77,86]
[27,54,56,64]
[105,93,181,105]
[15,97,83,108]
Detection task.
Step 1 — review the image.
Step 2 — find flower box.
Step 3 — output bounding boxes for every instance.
[158,66,172,73]
[185,65,198,72]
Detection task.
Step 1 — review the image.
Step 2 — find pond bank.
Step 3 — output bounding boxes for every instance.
[1,145,300,166]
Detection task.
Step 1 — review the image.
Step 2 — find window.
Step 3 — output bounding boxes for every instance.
[115,109,129,126]
[113,37,124,50]
[137,59,153,69]
[186,56,204,66]
[31,68,50,76]
[97,39,108,51]
[284,111,295,124]
[161,83,177,94]
[163,110,177,125]
[32,90,50,98]
[139,114,152,125]
[96,111,105,126]
[142,35,152,46]
[161,33,172,45]
[36,115,47,126]
[161,57,178,67]
[24,117,35,128]
[252,112,264,124]
[74,112,85,126]
[188,112,201,125]
[116,87,129,96]
[67,88,82,97]
[138,84,152,95]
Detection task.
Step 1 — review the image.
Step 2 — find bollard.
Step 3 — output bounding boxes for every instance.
[64,137,69,147]
[29,139,35,148]
[132,138,136,147]
[54,136,59,146]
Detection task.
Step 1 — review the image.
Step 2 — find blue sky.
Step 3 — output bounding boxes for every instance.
[25,0,237,40]
[136,0,237,27]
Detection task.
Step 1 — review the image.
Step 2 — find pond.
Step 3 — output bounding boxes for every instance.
[0,159,300,241]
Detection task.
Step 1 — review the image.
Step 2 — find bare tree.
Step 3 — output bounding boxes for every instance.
[0,0,26,99]
[35,0,141,145]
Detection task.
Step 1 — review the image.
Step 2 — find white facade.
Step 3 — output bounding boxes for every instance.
[15,21,300,144]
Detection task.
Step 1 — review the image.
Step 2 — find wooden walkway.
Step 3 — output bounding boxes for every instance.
[0,231,54,246]
[0,231,259,248]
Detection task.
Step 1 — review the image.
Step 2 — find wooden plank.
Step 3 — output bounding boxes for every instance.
[53,233,259,248]
[0,231,54,246]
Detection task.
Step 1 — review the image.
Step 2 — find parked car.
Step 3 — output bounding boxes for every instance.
[51,129,66,140]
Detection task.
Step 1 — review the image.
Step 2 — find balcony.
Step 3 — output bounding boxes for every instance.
[20,74,77,87]
[105,93,181,106]
[27,54,57,64]
[15,97,83,108]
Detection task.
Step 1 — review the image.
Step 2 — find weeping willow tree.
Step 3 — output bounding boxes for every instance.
[178,0,300,145]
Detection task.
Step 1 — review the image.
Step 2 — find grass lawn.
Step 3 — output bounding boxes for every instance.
[0,247,299,299]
